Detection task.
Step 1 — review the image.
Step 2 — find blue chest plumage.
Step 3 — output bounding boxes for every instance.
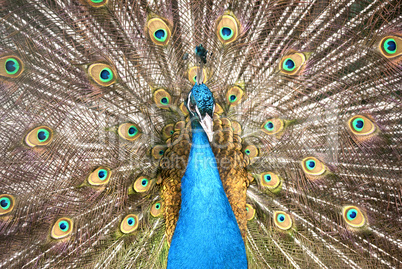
[167,123,247,269]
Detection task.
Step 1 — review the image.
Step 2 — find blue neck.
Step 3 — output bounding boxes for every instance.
[167,122,247,268]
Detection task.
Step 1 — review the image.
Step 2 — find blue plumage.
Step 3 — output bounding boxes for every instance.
[167,122,247,269]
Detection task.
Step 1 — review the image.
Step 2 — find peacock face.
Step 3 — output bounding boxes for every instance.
[185,83,215,141]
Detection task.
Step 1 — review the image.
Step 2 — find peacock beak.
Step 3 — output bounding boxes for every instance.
[194,104,214,142]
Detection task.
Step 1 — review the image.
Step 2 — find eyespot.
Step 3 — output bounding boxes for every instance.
[88,63,116,87]
[120,214,139,234]
[261,118,284,135]
[0,56,24,78]
[246,204,256,221]
[244,145,259,159]
[147,17,171,46]
[0,194,15,215]
[231,121,242,135]
[216,14,240,44]
[133,177,153,193]
[152,145,167,159]
[379,36,402,58]
[343,206,366,228]
[259,172,282,193]
[25,126,53,147]
[301,157,326,176]
[88,167,112,186]
[188,66,207,85]
[162,124,175,140]
[51,217,73,239]
[279,53,306,75]
[347,115,376,136]
[150,201,164,217]
[273,211,292,230]
[87,0,108,7]
[118,123,142,141]
[226,86,244,106]
[153,89,172,109]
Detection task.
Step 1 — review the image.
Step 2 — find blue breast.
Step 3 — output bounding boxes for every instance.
[167,122,247,268]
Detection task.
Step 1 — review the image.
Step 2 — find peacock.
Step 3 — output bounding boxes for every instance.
[0,0,401,268]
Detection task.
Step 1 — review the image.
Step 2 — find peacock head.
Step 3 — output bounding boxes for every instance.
[185,83,215,142]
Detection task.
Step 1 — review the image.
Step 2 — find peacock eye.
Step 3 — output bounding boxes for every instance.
[379,36,401,58]
[133,177,152,193]
[162,124,175,140]
[0,56,24,78]
[151,201,164,217]
[348,115,376,136]
[88,63,116,87]
[261,118,284,135]
[147,18,171,46]
[5,58,20,75]
[216,14,240,44]
[120,214,139,234]
[246,204,256,221]
[301,157,326,176]
[99,67,113,83]
[153,89,171,109]
[384,38,397,54]
[188,66,207,85]
[88,167,112,186]
[279,53,306,75]
[273,211,292,230]
[0,194,15,215]
[282,58,295,72]
[25,126,53,147]
[343,206,366,228]
[226,86,244,106]
[51,218,73,239]
[118,123,142,141]
[244,145,259,159]
[151,145,167,159]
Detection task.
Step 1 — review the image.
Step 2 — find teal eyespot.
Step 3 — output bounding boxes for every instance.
[229,94,237,103]
[159,150,164,156]
[51,218,73,239]
[384,38,397,54]
[151,201,163,217]
[277,213,286,223]
[216,14,239,44]
[99,67,113,83]
[347,209,357,221]
[220,27,234,41]
[264,174,272,183]
[141,178,149,187]
[352,118,364,132]
[160,97,169,105]
[0,197,11,210]
[59,220,69,232]
[154,29,167,42]
[127,217,135,226]
[91,0,103,3]
[264,121,274,131]
[306,160,316,170]
[343,206,366,228]
[273,211,292,230]
[128,125,138,137]
[282,58,296,72]
[37,129,50,142]
[245,149,251,155]
[5,58,20,75]
[98,169,108,181]
[155,203,161,210]
[0,195,15,215]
